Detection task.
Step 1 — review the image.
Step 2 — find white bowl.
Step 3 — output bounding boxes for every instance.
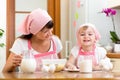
[41,59,67,71]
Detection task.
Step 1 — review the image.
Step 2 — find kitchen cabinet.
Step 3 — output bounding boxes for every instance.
[107,53,120,58]
[108,0,120,9]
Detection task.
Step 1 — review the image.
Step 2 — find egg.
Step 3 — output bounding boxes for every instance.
[56,64,64,72]
[41,65,50,72]
[49,64,56,73]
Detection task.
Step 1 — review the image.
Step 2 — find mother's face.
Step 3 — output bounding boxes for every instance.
[34,27,53,40]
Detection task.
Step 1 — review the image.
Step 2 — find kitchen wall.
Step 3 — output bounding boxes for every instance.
[60,0,69,58]
[69,0,120,47]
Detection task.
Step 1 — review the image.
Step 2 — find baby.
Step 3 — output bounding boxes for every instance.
[66,23,113,71]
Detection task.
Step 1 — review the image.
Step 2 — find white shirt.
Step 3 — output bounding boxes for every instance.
[71,45,107,64]
[10,35,63,55]
[70,45,113,70]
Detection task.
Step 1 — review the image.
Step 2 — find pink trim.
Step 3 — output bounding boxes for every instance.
[27,39,56,58]
[28,40,31,50]
[52,38,56,52]
[77,46,97,66]
[34,51,56,58]
[27,38,57,71]
[79,47,95,55]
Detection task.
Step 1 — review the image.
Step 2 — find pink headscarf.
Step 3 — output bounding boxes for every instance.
[18,8,52,35]
[76,23,101,47]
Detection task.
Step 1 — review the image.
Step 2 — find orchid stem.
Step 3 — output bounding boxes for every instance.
[111,15,116,32]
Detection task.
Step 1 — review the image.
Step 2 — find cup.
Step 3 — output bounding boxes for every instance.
[78,56,92,73]
[20,50,36,73]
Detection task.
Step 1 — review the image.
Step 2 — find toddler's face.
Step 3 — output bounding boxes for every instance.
[78,26,96,47]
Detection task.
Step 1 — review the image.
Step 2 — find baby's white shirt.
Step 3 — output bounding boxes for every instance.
[71,45,107,64]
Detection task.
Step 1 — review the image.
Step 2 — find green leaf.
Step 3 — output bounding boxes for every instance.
[110,31,120,42]
[110,37,116,43]
[0,29,5,47]
[0,29,4,37]
[0,43,5,47]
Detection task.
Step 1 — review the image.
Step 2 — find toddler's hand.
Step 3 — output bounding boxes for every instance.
[92,65,102,71]
[99,58,113,71]
[66,63,77,70]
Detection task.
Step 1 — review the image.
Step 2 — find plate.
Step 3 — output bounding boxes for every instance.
[64,68,80,72]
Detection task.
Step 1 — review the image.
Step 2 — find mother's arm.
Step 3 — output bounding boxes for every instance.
[2,52,22,72]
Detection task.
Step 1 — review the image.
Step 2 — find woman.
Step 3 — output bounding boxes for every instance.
[3,8,62,72]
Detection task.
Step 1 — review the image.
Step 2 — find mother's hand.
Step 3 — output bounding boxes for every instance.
[2,53,23,72]
[7,53,23,67]
[12,54,23,67]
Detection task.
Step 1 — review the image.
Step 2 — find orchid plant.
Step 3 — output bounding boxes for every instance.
[102,8,120,43]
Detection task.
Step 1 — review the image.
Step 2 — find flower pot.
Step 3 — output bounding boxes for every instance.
[114,43,120,53]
